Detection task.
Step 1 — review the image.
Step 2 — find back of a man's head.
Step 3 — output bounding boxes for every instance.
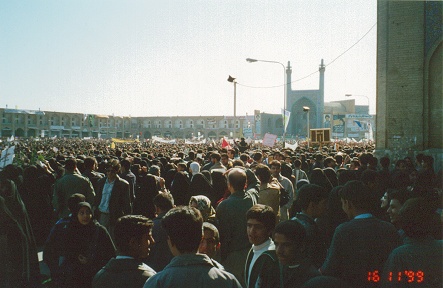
[398,197,436,238]
[274,219,306,245]
[339,180,373,212]
[64,158,77,172]
[153,192,174,212]
[297,184,328,212]
[227,168,247,191]
[162,206,203,254]
[114,215,153,255]
[255,164,271,183]
[83,157,97,170]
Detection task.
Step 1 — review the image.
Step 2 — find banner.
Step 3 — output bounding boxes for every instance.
[281,109,291,131]
[111,138,140,143]
[262,133,277,147]
[0,146,15,169]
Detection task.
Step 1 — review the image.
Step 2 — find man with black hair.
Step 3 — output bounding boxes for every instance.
[320,180,401,287]
[143,206,241,288]
[274,220,320,287]
[83,156,105,195]
[292,184,329,268]
[93,215,156,288]
[145,192,175,271]
[119,158,136,205]
[270,160,295,221]
[95,159,132,239]
[244,204,279,288]
[382,197,443,287]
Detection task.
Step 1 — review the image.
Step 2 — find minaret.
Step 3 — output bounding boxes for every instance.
[318,59,326,128]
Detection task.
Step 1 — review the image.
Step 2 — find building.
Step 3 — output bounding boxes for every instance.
[376,0,442,167]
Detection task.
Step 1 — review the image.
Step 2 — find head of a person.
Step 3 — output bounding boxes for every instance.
[255,164,272,184]
[220,153,229,167]
[106,159,121,180]
[273,220,307,266]
[162,206,203,255]
[198,222,220,259]
[398,197,436,238]
[324,157,336,168]
[148,165,160,176]
[227,168,247,193]
[153,192,174,214]
[387,189,412,225]
[189,161,200,175]
[297,184,329,218]
[253,152,263,163]
[74,202,93,226]
[269,160,281,177]
[239,153,249,164]
[177,162,187,172]
[68,193,86,213]
[380,156,390,169]
[227,149,235,159]
[246,204,276,246]
[120,159,131,173]
[293,159,302,169]
[210,152,221,164]
[114,215,154,259]
[84,157,98,171]
[189,195,213,222]
[339,180,374,219]
[64,158,77,172]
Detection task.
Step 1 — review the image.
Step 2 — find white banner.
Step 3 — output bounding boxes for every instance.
[262,133,277,147]
[0,146,15,169]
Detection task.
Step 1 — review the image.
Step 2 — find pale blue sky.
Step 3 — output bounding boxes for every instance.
[0,0,377,117]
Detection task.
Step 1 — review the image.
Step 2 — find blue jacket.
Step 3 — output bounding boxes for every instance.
[143,253,242,288]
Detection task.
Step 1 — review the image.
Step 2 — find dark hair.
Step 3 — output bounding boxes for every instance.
[253,152,263,162]
[162,206,203,253]
[269,160,281,168]
[255,164,271,183]
[153,192,174,211]
[389,189,412,205]
[293,159,302,167]
[68,193,86,212]
[114,215,153,254]
[273,220,306,244]
[210,152,221,162]
[297,184,329,211]
[84,157,97,169]
[339,180,373,211]
[398,197,436,238]
[360,169,377,185]
[232,159,245,167]
[120,159,131,171]
[246,204,276,232]
[227,168,247,191]
[64,158,77,171]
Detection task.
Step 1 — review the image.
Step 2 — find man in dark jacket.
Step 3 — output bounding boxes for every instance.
[95,159,131,239]
[93,215,156,288]
[320,180,401,287]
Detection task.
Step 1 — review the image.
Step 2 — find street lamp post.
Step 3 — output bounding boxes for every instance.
[345,94,370,114]
[246,58,286,147]
[303,106,310,148]
[227,75,237,139]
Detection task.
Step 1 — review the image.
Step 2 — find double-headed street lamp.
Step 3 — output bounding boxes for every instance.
[246,58,287,147]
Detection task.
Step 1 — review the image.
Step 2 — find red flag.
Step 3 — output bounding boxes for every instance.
[221,137,231,149]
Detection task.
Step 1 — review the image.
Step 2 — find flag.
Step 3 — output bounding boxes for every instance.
[221,137,231,149]
[281,109,291,131]
[0,146,15,169]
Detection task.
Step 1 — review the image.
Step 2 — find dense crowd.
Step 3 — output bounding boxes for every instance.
[0,137,442,287]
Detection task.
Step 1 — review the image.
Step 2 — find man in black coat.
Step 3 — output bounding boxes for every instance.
[95,159,132,239]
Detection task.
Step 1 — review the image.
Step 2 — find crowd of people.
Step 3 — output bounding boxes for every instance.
[0,137,442,287]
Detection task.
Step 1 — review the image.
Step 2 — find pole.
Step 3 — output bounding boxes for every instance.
[234,80,237,139]
[307,110,310,149]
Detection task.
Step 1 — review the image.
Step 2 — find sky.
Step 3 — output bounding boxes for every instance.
[0,0,377,117]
